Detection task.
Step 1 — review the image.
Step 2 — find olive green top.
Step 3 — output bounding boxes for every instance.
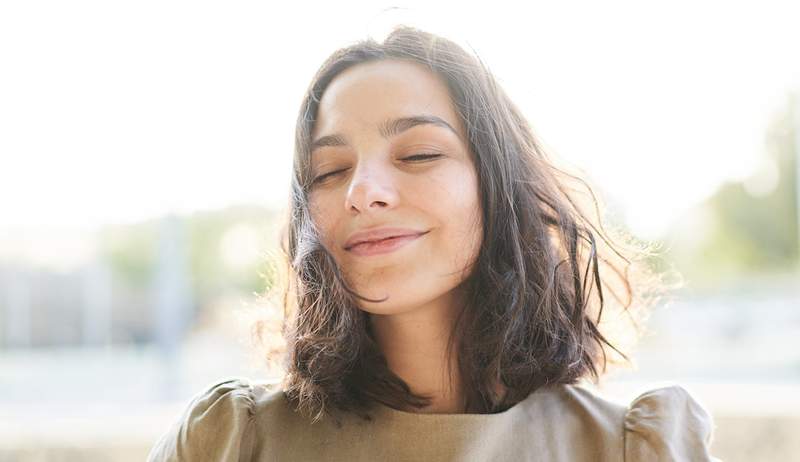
[146,376,721,461]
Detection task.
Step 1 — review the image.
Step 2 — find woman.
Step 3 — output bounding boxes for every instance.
[148,25,720,461]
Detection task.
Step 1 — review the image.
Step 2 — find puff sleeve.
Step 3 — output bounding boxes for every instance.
[146,378,257,462]
[624,385,722,462]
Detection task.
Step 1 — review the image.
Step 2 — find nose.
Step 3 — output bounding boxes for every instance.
[344,161,399,214]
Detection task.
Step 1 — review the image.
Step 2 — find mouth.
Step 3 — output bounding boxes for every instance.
[345,231,428,257]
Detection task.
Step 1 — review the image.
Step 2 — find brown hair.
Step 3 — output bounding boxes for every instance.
[255,25,676,426]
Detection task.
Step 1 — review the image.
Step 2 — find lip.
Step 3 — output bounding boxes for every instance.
[345,232,427,257]
[344,227,429,250]
[344,228,427,250]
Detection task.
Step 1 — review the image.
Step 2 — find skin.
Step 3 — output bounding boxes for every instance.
[307,58,484,413]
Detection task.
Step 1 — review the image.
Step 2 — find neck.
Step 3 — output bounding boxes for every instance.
[368,291,465,413]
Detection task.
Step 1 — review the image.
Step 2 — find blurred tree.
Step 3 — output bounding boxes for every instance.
[98,219,159,290]
[185,204,280,304]
[664,91,799,288]
[97,204,282,337]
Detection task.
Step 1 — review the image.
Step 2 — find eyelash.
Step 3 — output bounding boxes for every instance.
[311,153,442,185]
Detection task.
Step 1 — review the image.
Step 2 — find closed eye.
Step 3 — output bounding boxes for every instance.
[310,153,443,185]
[402,153,442,162]
[311,168,347,185]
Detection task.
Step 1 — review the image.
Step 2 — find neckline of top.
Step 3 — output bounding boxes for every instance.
[371,384,559,420]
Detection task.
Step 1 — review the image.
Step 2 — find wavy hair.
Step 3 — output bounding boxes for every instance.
[254,25,677,426]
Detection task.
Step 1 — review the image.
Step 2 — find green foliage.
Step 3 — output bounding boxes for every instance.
[95,204,284,311]
[663,92,799,288]
[184,204,280,301]
[97,220,159,289]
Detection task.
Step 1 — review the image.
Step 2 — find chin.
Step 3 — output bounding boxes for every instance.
[356,294,418,316]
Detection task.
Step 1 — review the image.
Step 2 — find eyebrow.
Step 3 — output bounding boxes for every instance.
[310,114,459,153]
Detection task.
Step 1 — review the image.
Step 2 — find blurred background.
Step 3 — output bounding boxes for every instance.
[1,1,798,461]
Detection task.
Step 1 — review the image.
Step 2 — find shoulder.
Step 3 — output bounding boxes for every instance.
[146,376,283,462]
[537,383,722,461]
[551,383,629,431]
[623,384,721,462]
[513,383,630,459]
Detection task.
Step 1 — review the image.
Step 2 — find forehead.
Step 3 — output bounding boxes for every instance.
[312,59,463,139]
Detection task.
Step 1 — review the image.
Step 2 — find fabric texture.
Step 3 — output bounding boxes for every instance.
[147,376,721,461]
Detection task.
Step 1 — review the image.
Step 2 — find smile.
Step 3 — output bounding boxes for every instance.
[345,232,427,257]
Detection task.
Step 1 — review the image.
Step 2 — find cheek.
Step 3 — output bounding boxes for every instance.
[308,196,340,251]
[426,166,483,263]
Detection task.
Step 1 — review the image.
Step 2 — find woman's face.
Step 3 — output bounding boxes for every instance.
[307,59,483,316]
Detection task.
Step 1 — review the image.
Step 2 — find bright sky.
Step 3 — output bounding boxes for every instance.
[2,1,799,243]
